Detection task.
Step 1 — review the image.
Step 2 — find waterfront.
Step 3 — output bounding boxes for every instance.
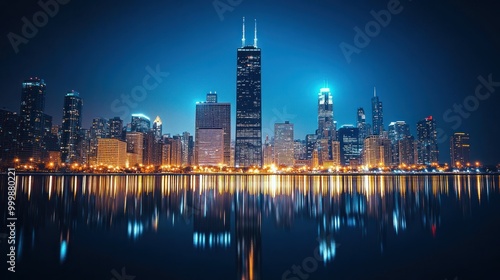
[1,174,500,279]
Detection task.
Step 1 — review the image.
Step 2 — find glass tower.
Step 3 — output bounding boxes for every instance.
[61,90,83,163]
[235,18,262,167]
[18,77,46,162]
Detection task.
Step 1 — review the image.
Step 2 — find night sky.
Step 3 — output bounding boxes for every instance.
[1,0,499,164]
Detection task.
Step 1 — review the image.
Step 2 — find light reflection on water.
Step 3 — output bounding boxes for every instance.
[2,174,499,279]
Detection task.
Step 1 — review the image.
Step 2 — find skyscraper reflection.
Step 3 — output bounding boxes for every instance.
[4,174,498,276]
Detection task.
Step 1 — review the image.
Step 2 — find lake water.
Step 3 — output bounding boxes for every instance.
[1,174,499,280]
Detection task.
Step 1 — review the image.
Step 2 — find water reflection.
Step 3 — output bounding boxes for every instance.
[4,174,499,279]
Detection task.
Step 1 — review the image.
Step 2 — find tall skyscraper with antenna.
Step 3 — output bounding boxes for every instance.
[371,87,384,136]
[235,18,262,167]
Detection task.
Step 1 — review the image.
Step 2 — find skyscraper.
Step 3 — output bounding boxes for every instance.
[398,136,416,165]
[61,90,83,164]
[126,132,144,166]
[274,121,294,166]
[153,116,162,142]
[338,125,360,166]
[108,117,124,140]
[356,107,371,162]
[18,77,46,162]
[416,116,439,165]
[0,109,19,165]
[317,88,336,140]
[195,92,231,165]
[363,136,392,168]
[131,114,151,133]
[235,18,262,167]
[89,117,109,164]
[450,132,470,168]
[181,132,194,166]
[371,87,384,136]
[388,121,411,165]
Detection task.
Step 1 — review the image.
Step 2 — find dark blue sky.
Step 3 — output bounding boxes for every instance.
[1,0,499,164]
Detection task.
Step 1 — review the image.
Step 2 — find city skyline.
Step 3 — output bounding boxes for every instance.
[1,0,499,165]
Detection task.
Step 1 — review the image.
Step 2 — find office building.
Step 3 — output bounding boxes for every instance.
[450,132,470,168]
[371,87,384,135]
[195,92,231,165]
[0,109,19,165]
[18,77,46,162]
[274,121,294,166]
[338,125,360,166]
[61,90,83,164]
[108,117,124,140]
[416,116,439,165]
[235,18,262,167]
[97,138,127,167]
[126,132,144,166]
[131,114,151,133]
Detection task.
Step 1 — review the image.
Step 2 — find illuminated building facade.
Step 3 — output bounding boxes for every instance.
[131,114,151,133]
[450,132,470,168]
[416,116,439,165]
[195,93,231,166]
[126,132,144,166]
[235,18,262,167]
[371,87,384,136]
[338,125,360,166]
[274,121,294,166]
[97,138,127,167]
[18,77,47,162]
[61,90,83,164]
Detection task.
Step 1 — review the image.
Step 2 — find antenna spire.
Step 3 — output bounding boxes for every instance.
[374,86,377,97]
[253,19,258,48]
[242,17,246,47]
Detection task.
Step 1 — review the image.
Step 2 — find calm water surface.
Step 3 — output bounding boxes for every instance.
[1,174,500,280]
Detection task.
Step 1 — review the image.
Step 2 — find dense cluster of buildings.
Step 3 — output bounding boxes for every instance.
[0,19,475,171]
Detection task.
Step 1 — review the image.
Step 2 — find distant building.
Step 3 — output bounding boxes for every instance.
[108,117,124,140]
[274,121,294,166]
[197,128,224,166]
[162,136,183,166]
[181,132,194,166]
[416,116,439,165]
[398,136,417,165]
[263,136,274,166]
[363,136,392,167]
[305,134,317,160]
[293,139,306,161]
[317,87,336,141]
[357,107,371,157]
[61,90,83,164]
[195,92,231,166]
[18,77,46,162]
[126,132,144,166]
[131,114,151,133]
[338,125,360,166]
[0,109,19,165]
[450,132,470,168]
[331,141,341,166]
[97,138,127,167]
[371,87,384,135]
[89,117,109,164]
[153,116,162,142]
[388,121,410,165]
